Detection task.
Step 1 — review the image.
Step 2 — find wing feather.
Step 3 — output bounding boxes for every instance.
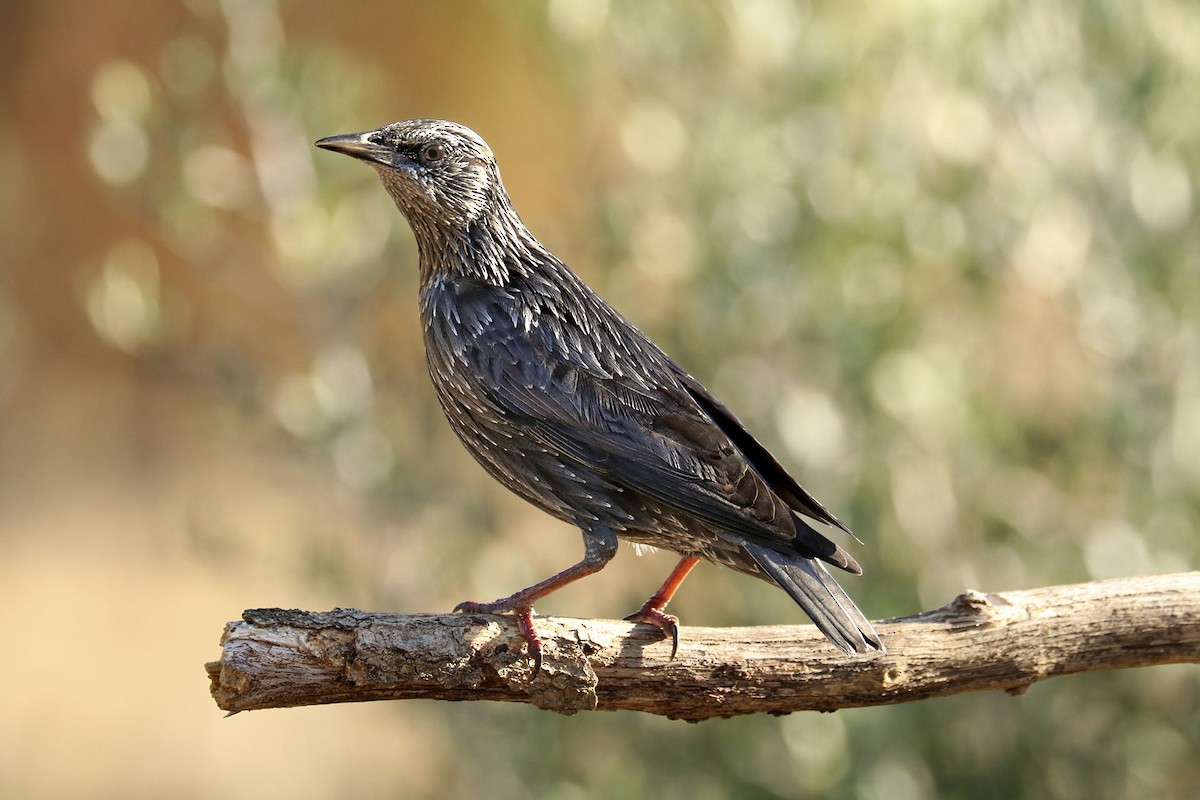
[427,279,857,570]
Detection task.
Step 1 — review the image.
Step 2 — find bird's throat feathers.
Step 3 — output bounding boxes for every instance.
[404,192,554,288]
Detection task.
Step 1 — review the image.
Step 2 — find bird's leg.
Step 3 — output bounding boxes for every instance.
[454,527,618,677]
[624,555,701,659]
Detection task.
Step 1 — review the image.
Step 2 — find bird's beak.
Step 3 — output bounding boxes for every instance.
[314,130,392,167]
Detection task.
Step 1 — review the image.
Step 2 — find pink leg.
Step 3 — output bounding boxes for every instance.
[455,528,617,678]
[624,556,701,659]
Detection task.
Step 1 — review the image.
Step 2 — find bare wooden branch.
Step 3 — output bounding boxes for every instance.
[206,572,1200,721]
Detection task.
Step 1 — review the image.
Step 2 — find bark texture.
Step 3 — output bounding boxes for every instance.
[206,572,1200,721]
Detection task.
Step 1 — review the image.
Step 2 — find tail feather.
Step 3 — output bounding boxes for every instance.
[742,540,883,654]
[792,513,863,575]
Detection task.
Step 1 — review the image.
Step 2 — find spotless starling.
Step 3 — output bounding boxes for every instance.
[316,120,882,674]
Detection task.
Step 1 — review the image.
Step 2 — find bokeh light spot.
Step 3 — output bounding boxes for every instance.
[548,0,609,41]
[88,120,150,185]
[1128,150,1193,232]
[84,240,163,352]
[620,102,687,174]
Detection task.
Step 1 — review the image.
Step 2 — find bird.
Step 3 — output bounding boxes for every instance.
[315,119,882,675]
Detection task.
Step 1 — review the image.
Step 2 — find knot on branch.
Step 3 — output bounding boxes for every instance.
[458,616,602,714]
[943,589,1029,628]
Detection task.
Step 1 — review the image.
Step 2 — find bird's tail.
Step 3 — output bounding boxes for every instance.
[742,540,883,654]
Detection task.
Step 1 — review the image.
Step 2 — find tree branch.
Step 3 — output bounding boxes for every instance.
[206,572,1200,721]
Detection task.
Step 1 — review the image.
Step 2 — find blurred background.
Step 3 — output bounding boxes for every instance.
[1,0,1198,797]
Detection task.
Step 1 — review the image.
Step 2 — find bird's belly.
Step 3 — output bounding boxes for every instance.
[425,368,621,527]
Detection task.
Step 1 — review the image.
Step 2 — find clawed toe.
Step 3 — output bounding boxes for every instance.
[512,606,544,677]
[453,599,489,614]
[453,600,544,678]
[624,606,682,659]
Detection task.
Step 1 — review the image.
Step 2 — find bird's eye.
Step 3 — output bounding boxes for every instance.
[420,143,445,166]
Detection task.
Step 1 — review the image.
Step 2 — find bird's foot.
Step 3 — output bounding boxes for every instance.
[624,604,681,659]
[453,599,544,678]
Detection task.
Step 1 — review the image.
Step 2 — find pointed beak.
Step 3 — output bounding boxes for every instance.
[314,130,392,167]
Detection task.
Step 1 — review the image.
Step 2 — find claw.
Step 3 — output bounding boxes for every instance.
[514,607,544,678]
[446,534,618,680]
[453,599,543,678]
[623,556,698,659]
[624,606,681,659]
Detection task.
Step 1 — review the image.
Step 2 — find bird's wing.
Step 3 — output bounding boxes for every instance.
[669,368,857,539]
[433,284,854,568]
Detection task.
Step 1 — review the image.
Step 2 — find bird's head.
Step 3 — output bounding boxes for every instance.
[316,119,502,228]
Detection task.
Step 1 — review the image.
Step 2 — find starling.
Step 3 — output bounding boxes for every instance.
[316,119,882,674]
